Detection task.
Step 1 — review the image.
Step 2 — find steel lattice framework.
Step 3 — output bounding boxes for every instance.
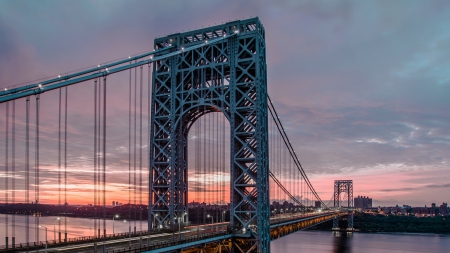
[333,180,354,229]
[149,18,270,252]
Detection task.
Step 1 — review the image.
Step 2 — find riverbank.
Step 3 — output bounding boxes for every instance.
[308,213,450,233]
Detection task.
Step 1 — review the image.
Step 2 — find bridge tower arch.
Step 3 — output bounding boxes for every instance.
[149,18,270,252]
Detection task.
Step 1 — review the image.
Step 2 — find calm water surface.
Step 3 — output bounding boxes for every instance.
[0,214,146,244]
[270,230,450,253]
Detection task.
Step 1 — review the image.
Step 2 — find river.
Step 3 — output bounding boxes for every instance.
[1,214,449,252]
[270,230,450,253]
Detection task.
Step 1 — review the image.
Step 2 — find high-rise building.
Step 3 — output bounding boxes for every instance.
[354,195,372,209]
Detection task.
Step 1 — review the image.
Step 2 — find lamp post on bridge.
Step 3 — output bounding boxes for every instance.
[153,213,158,230]
[207,214,214,233]
[53,217,60,242]
[178,217,182,241]
[113,214,119,235]
[39,225,48,253]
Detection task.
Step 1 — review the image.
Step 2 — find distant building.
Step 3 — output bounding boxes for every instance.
[413,207,436,217]
[315,201,321,208]
[439,202,449,215]
[354,196,372,209]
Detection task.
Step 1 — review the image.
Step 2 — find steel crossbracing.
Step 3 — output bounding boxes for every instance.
[0,17,332,253]
[333,180,354,230]
[149,18,270,252]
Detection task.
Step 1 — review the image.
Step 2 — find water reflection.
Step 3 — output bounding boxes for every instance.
[333,232,352,253]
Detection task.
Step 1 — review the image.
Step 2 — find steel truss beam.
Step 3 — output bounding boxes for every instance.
[149,17,270,252]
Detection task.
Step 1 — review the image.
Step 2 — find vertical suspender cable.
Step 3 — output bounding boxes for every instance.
[216,113,219,213]
[195,114,198,226]
[102,76,107,238]
[128,64,132,235]
[217,113,220,222]
[5,102,9,247]
[12,101,15,245]
[64,87,68,241]
[203,115,206,226]
[97,77,101,237]
[194,112,198,226]
[269,115,271,205]
[134,63,137,233]
[208,111,211,216]
[25,97,30,247]
[35,94,40,244]
[222,107,225,210]
[146,61,155,231]
[277,122,280,205]
[94,79,97,237]
[288,144,295,206]
[58,88,62,241]
[139,65,143,232]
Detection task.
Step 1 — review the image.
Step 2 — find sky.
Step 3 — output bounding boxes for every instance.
[0,0,449,207]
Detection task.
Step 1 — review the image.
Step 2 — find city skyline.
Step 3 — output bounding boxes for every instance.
[0,0,449,207]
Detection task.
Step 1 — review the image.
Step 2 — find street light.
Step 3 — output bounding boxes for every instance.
[113,214,119,234]
[207,214,214,224]
[124,219,131,247]
[153,214,159,230]
[177,217,182,241]
[39,225,48,253]
[53,217,60,242]
[222,211,226,222]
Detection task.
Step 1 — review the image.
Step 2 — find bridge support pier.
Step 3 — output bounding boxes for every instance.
[332,216,339,230]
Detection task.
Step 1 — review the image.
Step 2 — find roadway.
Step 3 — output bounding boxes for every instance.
[18,225,228,253]
[17,211,339,253]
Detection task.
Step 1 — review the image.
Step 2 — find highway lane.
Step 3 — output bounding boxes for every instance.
[18,225,228,253]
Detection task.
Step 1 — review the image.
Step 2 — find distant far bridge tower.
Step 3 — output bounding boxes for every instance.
[333,180,354,230]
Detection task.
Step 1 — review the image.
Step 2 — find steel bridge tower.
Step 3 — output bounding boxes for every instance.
[149,18,270,252]
[333,180,354,230]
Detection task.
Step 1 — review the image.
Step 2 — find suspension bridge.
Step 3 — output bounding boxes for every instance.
[0,17,353,253]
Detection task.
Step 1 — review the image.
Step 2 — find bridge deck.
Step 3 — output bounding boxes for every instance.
[6,211,342,253]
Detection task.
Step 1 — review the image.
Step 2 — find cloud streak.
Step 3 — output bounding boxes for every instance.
[0,0,449,206]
